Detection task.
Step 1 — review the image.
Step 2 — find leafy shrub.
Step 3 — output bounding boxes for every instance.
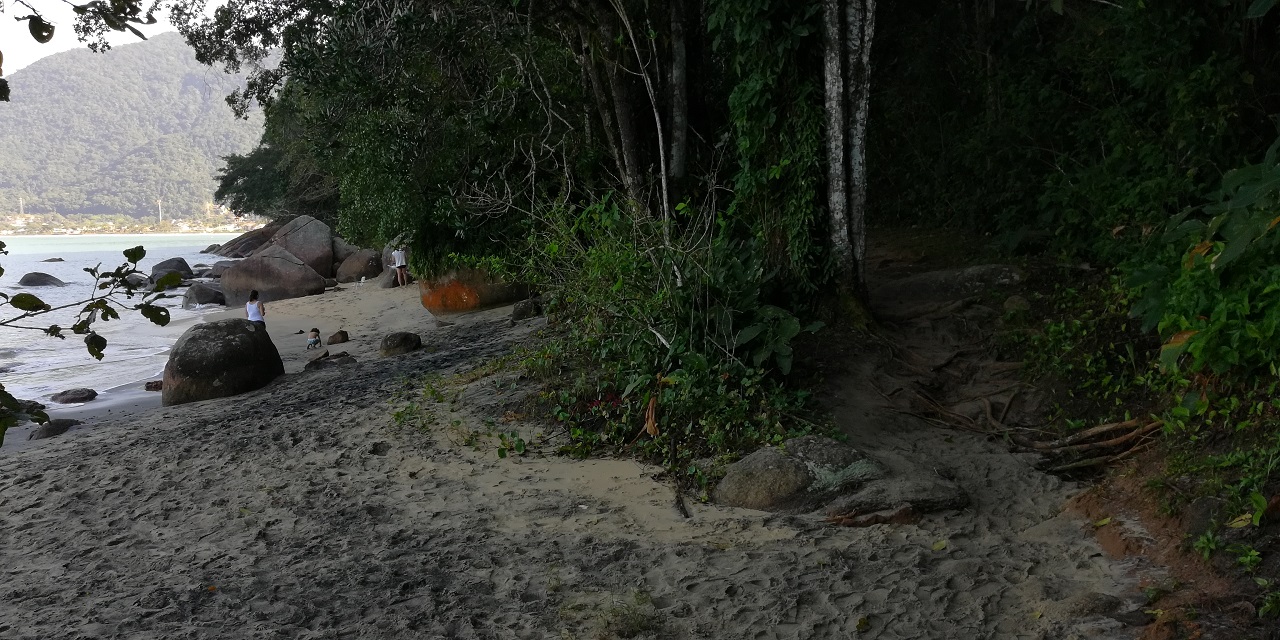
[523,196,827,479]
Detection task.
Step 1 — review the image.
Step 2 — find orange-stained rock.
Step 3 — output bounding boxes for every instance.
[418,268,528,316]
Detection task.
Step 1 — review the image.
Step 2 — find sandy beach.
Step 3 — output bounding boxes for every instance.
[0,281,1159,638]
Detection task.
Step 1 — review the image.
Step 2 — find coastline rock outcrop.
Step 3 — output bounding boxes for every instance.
[18,272,66,287]
[50,388,98,404]
[151,257,195,281]
[379,332,421,357]
[182,283,226,309]
[162,319,284,406]
[207,260,238,278]
[221,246,326,306]
[336,249,384,283]
[258,215,335,278]
[213,223,283,258]
[200,244,221,254]
[332,236,359,266]
[40,257,64,263]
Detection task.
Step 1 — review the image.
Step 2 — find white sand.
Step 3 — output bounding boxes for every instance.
[0,283,1153,638]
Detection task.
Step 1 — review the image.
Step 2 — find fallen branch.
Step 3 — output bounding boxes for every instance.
[1052,420,1161,455]
[1021,418,1143,451]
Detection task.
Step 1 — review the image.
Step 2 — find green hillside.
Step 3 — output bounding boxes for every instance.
[0,32,263,218]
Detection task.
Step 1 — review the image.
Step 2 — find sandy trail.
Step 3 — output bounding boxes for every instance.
[1,274,1148,638]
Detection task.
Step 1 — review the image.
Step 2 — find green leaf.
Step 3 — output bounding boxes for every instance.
[153,271,182,291]
[931,539,948,551]
[803,321,825,333]
[1050,0,1063,14]
[10,293,51,312]
[498,447,508,459]
[735,324,764,347]
[1248,0,1278,19]
[85,333,107,361]
[138,304,171,326]
[514,439,526,454]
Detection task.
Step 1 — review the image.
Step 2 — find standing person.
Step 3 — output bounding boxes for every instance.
[391,246,409,287]
[246,290,266,329]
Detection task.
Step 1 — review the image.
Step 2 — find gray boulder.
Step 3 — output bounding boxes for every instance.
[124,273,150,288]
[18,272,66,287]
[714,436,885,512]
[200,244,221,254]
[511,296,544,323]
[260,215,335,278]
[379,332,421,357]
[182,283,226,309]
[40,257,64,262]
[28,418,81,441]
[162,319,284,406]
[151,257,195,281]
[207,260,238,278]
[327,330,349,345]
[50,388,97,404]
[221,246,327,306]
[332,236,360,267]
[335,249,384,283]
[378,268,414,289]
[214,224,283,258]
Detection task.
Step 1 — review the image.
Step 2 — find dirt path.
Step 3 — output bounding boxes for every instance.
[0,267,1153,638]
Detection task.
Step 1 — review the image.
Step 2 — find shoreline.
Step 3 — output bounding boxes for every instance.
[4,282,431,450]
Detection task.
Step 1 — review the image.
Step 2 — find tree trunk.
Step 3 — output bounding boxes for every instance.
[824,0,855,290]
[845,0,875,294]
[669,0,689,183]
[581,27,628,195]
[598,18,645,207]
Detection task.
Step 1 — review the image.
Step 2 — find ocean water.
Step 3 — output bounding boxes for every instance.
[0,234,242,402]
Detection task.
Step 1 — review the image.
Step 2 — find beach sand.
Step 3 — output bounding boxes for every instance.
[0,282,1154,638]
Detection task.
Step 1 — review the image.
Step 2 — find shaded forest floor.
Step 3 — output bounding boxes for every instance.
[838,226,1277,639]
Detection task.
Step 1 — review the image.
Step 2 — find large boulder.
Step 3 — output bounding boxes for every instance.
[332,236,360,267]
[221,246,327,306]
[335,249,384,283]
[50,388,98,404]
[214,223,283,258]
[418,268,528,315]
[259,215,335,278]
[200,244,221,254]
[182,283,226,309]
[207,260,239,278]
[327,330,350,345]
[378,268,412,289]
[18,272,66,287]
[151,257,194,281]
[162,319,284,406]
[714,436,885,512]
[379,332,421,357]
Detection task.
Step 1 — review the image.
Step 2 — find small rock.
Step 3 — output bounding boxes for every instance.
[309,349,329,362]
[15,399,46,414]
[27,418,81,441]
[713,447,813,511]
[50,388,98,404]
[304,354,357,371]
[144,380,163,392]
[1003,295,1030,313]
[18,272,66,287]
[327,330,350,345]
[510,296,544,324]
[379,332,421,357]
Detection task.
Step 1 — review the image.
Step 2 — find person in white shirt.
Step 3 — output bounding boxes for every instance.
[391,246,408,287]
[245,289,266,329]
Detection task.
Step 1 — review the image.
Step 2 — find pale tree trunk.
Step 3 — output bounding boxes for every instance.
[669,0,689,182]
[846,0,875,294]
[823,0,853,290]
[824,0,875,301]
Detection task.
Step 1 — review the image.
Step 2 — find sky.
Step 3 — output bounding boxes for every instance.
[1,1,182,75]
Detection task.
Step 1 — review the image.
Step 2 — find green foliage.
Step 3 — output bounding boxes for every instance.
[708,0,827,297]
[524,197,828,476]
[0,33,261,217]
[872,1,1271,259]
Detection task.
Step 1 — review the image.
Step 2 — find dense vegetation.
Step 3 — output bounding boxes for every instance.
[0,32,262,218]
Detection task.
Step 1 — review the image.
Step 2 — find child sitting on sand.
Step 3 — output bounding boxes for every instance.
[306,328,322,350]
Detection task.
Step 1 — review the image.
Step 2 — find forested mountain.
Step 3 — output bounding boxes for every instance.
[0,32,262,218]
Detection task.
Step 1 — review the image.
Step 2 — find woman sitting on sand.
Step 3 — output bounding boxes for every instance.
[246,290,266,329]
